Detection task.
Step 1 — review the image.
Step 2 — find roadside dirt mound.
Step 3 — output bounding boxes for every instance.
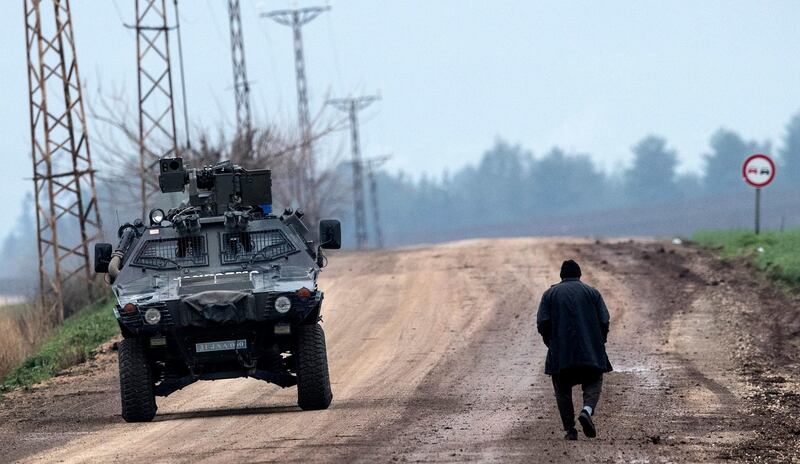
[0,238,797,463]
[581,241,800,462]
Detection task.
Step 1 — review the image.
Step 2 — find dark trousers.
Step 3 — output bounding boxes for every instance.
[551,370,603,430]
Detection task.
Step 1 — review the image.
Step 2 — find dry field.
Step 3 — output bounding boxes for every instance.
[0,301,49,380]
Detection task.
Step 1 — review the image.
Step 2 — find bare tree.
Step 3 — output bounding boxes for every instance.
[88,90,348,228]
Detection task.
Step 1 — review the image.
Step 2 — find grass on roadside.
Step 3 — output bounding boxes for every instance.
[693,228,800,284]
[1,299,118,391]
[0,302,51,380]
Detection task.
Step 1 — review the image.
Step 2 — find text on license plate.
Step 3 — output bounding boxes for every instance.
[195,339,247,353]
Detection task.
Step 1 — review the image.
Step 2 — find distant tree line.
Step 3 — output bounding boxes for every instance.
[4,110,800,263]
[348,111,800,247]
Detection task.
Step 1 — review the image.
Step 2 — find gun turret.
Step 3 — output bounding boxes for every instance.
[158,157,272,217]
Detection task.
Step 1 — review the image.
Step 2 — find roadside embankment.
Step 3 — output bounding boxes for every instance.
[1,299,117,391]
[693,228,800,285]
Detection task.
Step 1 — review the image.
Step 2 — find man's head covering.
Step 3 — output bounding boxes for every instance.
[560,259,582,279]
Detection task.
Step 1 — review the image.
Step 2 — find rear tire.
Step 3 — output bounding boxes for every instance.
[118,338,157,422]
[296,324,333,410]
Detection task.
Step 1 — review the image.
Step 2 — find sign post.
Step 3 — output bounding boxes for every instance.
[755,187,761,234]
[742,154,776,234]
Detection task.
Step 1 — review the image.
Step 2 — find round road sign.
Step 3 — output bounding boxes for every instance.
[742,154,775,188]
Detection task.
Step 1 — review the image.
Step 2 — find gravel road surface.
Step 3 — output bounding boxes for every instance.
[1,238,798,463]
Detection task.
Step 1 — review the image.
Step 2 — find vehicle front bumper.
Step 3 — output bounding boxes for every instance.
[116,290,322,336]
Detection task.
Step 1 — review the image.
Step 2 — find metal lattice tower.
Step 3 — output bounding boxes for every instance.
[343,155,389,249]
[228,0,252,141]
[135,0,178,218]
[263,6,329,183]
[327,96,379,250]
[24,0,102,322]
[365,156,391,249]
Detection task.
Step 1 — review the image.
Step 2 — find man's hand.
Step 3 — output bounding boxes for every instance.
[537,320,552,348]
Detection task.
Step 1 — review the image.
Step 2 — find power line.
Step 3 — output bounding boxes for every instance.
[173,0,191,151]
[324,9,345,95]
[24,0,103,322]
[327,95,380,249]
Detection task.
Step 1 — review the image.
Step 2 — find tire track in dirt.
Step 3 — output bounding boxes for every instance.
[579,241,800,463]
[332,238,563,463]
[5,239,559,463]
[369,238,766,463]
[0,238,798,463]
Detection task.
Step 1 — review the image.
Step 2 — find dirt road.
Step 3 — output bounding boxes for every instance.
[1,238,799,463]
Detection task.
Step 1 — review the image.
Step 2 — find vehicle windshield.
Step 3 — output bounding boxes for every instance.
[222,230,298,266]
[140,256,182,270]
[133,236,208,269]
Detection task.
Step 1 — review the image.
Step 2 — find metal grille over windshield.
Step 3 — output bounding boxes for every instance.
[221,230,296,264]
[134,237,208,268]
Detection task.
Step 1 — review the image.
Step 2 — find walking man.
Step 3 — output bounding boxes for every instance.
[536,259,612,440]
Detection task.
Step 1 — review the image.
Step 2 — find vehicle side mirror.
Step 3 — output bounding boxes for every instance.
[94,243,113,273]
[319,220,341,249]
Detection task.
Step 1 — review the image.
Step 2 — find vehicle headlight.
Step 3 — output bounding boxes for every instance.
[274,296,292,314]
[149,208,165,226]
[144,307,162,325]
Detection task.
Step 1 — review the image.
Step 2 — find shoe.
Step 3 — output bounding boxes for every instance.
[564,428,578,441]
[578,410,596,438]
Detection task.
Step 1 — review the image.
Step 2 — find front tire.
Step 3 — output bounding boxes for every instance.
[296,324,333,410]
[118,338,157,422]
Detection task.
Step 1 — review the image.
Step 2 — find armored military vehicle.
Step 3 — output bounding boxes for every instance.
[94,157,341,422]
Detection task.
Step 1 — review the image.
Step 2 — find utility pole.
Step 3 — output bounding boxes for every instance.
[134,0,178,218]
[343,155,389,249]
[263,6,329,205]
[363,156,391,249]
[327,96,380,249]
[24,0,103,322]
[228,0,252,146]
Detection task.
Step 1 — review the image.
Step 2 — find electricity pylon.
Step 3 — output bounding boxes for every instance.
[327,96,380,249]
[134,0,178,217]
[364,156,390,249]
[263,6,329,208]
[346,155,390,249]
[228,0,252,144]
[24,0,102,322]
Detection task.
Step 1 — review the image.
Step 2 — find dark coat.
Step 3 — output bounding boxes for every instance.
[536,278,612,375]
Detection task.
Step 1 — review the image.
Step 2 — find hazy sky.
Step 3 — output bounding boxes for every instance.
[2,1,800,225]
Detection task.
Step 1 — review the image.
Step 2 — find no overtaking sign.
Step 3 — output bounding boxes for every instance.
[742,153,775,234]
[742,154,775,188]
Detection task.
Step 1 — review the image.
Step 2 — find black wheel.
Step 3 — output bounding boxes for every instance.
[118,338,157,422]
[296,324,333,410]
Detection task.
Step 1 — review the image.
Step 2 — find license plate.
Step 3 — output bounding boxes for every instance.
[195,339,247,353]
